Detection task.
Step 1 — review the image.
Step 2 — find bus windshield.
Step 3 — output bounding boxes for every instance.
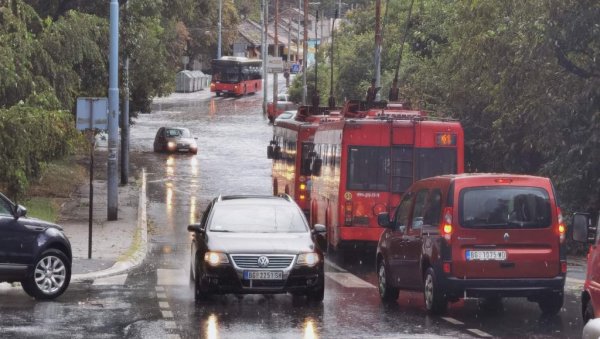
[211,59,262,84]
[212,65,241,83]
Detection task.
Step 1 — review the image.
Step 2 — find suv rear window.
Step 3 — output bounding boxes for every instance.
[459,186,551,229]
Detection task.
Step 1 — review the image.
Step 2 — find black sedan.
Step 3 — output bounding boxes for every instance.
[0,193,72,299]
[153,127,198,154]
[188,195,326,301]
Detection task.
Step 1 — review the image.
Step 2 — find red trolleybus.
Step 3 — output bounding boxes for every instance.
[210,56,262,97]
[309,104,464,252]
[268,106,341,215]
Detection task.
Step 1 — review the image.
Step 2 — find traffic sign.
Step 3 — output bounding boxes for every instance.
[267,56,284,73]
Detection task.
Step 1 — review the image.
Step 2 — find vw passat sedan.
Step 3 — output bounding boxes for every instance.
[0,193,72,299]
[187,195,326,301]
[153,127,198,154]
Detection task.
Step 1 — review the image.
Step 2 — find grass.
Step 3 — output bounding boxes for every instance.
[21,156,88,223]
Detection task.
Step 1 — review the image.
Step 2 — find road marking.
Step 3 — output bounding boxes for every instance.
[467,328,493,337]
[324,258,348,273]
[156,286,165,291]
[162,310,174,318]
[166,335,181,339]
[92,274,128,286]
[157,292,167,299]
[164,321,177,329]
[157,269,188,286]
[326,272,375,289]
[441,317,464,325]
[159,301,170,309]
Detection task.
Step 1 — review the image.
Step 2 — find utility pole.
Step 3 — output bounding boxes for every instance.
[108,0,119,220]
[121,0,129,185]
[273,0,279,111]
[262,0,268,115]
[297,0,301,63]
[374,0,382,101]
[328,9,337,108]
[217,0,222,58]
[303,0,308,105]
[314,9,318,95]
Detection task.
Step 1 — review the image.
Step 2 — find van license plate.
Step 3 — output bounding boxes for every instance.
[243,271,283,280]
[466,250,507,261]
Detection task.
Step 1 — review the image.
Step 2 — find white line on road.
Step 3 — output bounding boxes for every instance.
[326,272,375,289]
[159,301,170,309]
[92,274,127,286]
[161,310,174,318]
[441,317,464,325]
[467,328,493,337]
[155,286,165,291]
[324,258,348,273]
[164,321,177,329]
[157,269,188,286]
[157,292,167,299]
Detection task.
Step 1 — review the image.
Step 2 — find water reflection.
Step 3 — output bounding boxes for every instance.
[205,313,218,339]
[303,317,318,339]
[191,156,199,176]
[190,196,196,224]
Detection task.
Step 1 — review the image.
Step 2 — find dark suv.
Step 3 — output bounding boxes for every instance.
[0,193,72,299]
[188,195,326,301]
[376,174,565,315]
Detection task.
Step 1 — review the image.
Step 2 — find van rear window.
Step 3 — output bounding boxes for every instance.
[459,187,551,229]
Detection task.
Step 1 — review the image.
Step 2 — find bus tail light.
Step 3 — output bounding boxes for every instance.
[298,179,308,201]
[557,208,566,244]
[443,262,452,274]
[344,201,353,226]
[560,261,567,274]
[441,207,453,242]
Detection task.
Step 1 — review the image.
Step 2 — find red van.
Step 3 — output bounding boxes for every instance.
[376,173,566,314]
[573,212,600,323]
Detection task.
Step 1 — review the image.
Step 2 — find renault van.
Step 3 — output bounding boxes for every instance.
[376,173,566,314]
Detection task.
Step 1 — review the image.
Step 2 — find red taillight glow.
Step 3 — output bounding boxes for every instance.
[299,183,307,191]
[560,261,567,274]
[557,208,566,243]
[441,207,453,242]
[344,201,353,226]
[299,194,306,200]
[443,262,451,274]
[495,178,513,184]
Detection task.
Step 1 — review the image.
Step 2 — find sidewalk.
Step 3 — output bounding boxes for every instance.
[58,158,148,283]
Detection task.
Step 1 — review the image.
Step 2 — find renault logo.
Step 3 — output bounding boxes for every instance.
[257,256,269,268]
[504,233,510,242]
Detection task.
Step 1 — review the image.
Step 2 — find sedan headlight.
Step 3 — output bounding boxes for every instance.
[204,251,229,266]
[167,141,176,150]
[297,252,320,267]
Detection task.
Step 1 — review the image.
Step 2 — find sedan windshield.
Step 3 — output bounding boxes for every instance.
[166,128,191,138]
[209,204,308,233]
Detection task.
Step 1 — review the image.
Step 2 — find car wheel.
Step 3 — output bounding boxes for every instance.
[307,274,324,303]
[194,264,209,301]
[584,300,595,324]
[538,291,563,315]
[21,249,71,300]
[424,267,447,315]
[378,259,399,303]
[216,91,221,97]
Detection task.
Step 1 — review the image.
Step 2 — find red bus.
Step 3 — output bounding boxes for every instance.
[268,106,341,215]
[308,104,464,252]
[210,56,262,97]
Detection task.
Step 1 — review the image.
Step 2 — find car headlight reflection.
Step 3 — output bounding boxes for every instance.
[204,252,229,266]
[297,252,320,267]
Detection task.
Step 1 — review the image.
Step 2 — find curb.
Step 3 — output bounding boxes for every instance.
[71,169,148,282]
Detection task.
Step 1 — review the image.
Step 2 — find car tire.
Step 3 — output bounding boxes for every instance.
[584,300,595,324]
[538,291,563,315]
[424,267,447,315]
[307,274,325,303]
[378,259,399,303]
[194,264,209,301]
[21,249,71,300]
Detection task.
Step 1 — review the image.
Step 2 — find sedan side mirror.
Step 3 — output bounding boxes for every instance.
[573,213,595,244]
[377,212,391,228]
[14,205,27,219]
[313,224,326,234]
[187,223,205,233]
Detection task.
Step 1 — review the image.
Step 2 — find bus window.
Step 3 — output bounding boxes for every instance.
[347,146,390,191]
[301,143,314,176]
[391,147,414,193]
[415,148,457,180]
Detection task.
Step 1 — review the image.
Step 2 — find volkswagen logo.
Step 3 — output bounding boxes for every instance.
[257,256,269,268]
[504,232,510,242]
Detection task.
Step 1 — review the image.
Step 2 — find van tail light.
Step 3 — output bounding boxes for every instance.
[441,207,453,242]
[298,178,308,201]
[560,261,567,274]
[344,201,353,226]
[443,262,452,274]
[557,208,566,244]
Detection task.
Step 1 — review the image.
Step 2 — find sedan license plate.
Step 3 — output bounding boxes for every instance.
[177,148,188,152]
[243,271,283,280]
[466,250,507,261]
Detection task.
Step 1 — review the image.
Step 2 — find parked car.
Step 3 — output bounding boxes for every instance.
[267,93,298,123]
[376,173,566,315]
[187,195,326,301]
[0,193,72,299]
[153,127,198,154]
[572,211,600,323]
